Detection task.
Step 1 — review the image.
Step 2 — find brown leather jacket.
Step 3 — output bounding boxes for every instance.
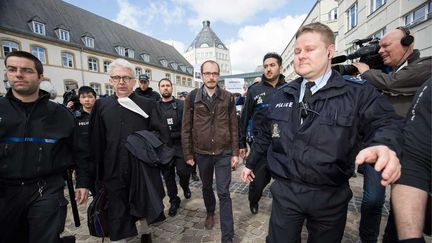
[181,86,239,160]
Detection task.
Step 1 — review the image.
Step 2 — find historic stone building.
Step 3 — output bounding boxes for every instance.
[0,0,195,98]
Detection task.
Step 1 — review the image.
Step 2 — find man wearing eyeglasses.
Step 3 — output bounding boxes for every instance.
[241,22,403,243]
[182,60,239,243]
[0,51,93,243]
[135,74,161,101]
[89,59,167,243]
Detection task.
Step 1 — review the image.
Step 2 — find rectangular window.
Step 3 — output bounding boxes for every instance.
[187,78,192,87]
[370,0,385,13]
[64,80,78,91]
[347,2,358,31]
[135,67,142,76]
[328,8,338,20]
[125,48,134,58]
[165,73,171,80]
[370,27,386,39]
[88,58,98,72]
[62,52,74,68]
[31,46,46,64]
[115,46,125,56]
[141,53,150,63]
[103,61,111,73]
[181,77,186,86]
[58,29,70,41]
[105,84,114,96]
[32,21,45,35]
[2,40,19,57]
[82,36,95,48]
[90,83,101,95]
[145,69,152,80]
[176,76,180,85]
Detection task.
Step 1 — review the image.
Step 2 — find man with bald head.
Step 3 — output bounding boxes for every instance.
[352,27,431,243]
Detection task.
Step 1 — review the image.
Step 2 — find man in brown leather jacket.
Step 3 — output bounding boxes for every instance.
[181,60,239,243]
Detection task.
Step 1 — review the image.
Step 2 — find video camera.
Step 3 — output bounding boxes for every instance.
[332,37,385,75]
[63,89,81,112]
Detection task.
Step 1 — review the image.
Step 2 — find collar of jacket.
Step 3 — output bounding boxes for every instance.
[6,88,50,103]
[194,85,223,104]
[135,86,155,96]
[282,70,348,103]
[260,74,286,87]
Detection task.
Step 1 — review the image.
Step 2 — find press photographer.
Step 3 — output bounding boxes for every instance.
[352,27,431,117]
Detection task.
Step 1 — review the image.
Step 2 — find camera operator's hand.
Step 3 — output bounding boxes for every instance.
[66,101,74,110]
[352,62,370,74]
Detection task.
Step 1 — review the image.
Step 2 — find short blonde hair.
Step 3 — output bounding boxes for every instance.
[295,22,335,47]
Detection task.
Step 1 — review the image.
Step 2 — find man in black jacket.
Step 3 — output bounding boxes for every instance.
[135,74,161,101]
[0,51,92,243]
[239,52,286,214]
[241,22,402,243]
[157,78,192,217]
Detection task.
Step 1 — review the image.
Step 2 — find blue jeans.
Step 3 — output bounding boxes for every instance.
[358,163,386,243]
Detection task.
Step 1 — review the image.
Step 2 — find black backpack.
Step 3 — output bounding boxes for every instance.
[87,186,109,238]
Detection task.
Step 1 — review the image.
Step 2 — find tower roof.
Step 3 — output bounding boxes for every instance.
[188,20,227,51]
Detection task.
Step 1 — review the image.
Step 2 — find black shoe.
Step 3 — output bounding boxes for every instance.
[141,233,152,243]
[184,188,191,199]
[168,202,180,217]
[250,202,259,214]
[191,173,199,181]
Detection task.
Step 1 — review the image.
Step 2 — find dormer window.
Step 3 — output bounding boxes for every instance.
[170,62,178,70]
[125,48,134,58]
[115,46,125,56]
[141,53,150,63]
[82,36,94,48]
[160,59,168,67]
[56,29,70,42]
[186,67,193,74]
[32,21,46,35]
[179,65,186,72]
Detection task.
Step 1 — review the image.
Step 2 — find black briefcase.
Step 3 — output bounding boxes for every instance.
[87,187,109,237]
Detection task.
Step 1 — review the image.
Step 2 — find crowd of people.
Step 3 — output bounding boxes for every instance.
[0,21,430,243]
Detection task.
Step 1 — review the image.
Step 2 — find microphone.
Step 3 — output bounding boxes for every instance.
[331,55,347,64]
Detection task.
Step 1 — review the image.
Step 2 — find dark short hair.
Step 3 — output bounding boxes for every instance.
[295,22,335,47]
[263,52,282,66]
[78,86,96,97]
[4,51,43,77]
[158,78,172,87]
[200,60,220,74]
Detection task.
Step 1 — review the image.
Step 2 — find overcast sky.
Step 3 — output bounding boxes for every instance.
[65,0,316,73]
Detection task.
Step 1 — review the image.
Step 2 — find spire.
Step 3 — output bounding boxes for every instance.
[188,20,227,50]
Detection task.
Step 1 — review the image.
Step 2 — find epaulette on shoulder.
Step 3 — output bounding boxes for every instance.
[343,75,367,85]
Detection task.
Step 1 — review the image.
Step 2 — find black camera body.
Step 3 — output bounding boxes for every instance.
[63,89,81,112]
[332,38,385,75]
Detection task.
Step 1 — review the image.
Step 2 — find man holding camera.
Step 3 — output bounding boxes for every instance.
[352,27,432,243]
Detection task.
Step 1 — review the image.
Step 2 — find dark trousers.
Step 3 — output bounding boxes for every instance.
[358,163,386,243]
[161,153,191,204]
[0,175,67,243]
[248,159,271,205]
[266,180,352,243]
[196,153,234,242]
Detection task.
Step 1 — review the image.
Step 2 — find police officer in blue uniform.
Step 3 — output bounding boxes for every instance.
[241,22,403,243]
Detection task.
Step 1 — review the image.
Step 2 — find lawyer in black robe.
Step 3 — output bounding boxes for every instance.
[89,59,167,242]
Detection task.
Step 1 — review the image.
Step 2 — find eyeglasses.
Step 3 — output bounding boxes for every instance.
[202,72,220,77]
[6,67,36,75]
[110,76,134,83]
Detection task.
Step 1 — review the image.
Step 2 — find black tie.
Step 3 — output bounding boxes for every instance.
[301,82,315,119]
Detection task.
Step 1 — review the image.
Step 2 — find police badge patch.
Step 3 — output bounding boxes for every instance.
[271,123,280,138]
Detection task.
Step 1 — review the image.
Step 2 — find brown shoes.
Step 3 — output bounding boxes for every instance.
[204,213,215,229]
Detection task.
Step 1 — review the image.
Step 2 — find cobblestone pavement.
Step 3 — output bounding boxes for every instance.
[63,163,392,242]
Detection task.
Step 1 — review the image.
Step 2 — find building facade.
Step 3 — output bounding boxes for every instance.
[281,0,432,80]
[184,21,232,76]
[0,0,195,98]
